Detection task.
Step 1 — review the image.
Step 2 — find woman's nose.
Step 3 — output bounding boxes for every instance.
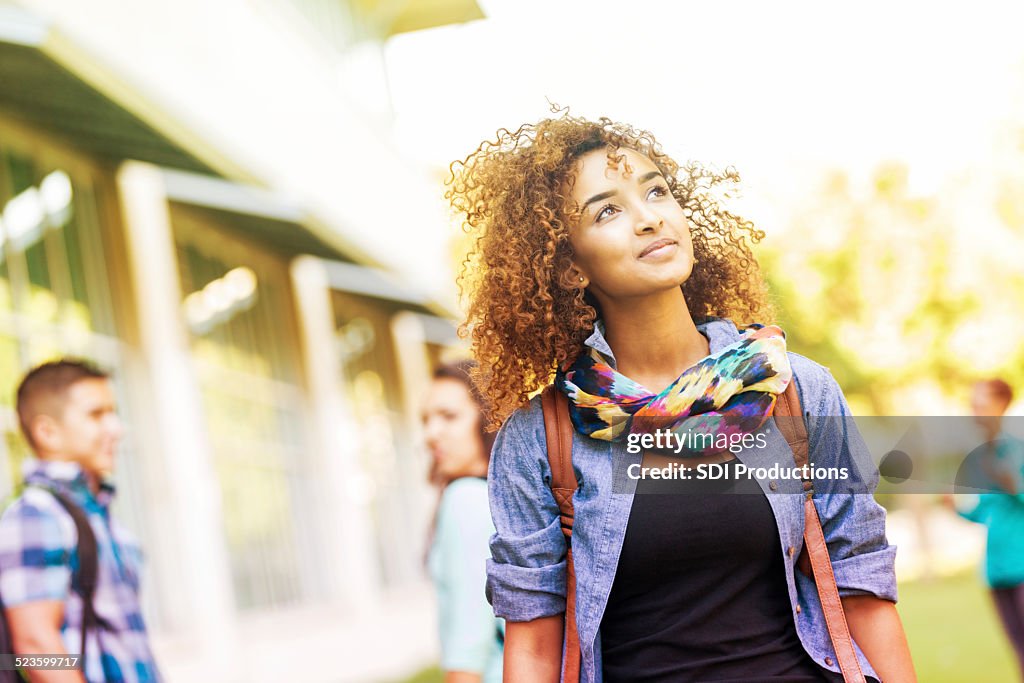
[633,203,663,234]
[423,418,442,444]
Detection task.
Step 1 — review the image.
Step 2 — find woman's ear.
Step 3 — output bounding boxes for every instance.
[562,265,589,290]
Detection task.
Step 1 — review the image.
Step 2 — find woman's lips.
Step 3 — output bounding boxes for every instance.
[639,238,678,259]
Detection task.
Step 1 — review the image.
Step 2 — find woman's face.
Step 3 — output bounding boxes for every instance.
[971,384,1008,433]
[422,378,487,483]
[567,146,695,306]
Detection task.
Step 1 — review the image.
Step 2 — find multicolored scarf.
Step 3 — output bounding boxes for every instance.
[557,323,793,455]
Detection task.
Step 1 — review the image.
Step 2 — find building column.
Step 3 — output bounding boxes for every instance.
[388,310,436,565]
[116,161,239,679]
[290,255,379,610]
[389,311,431,440]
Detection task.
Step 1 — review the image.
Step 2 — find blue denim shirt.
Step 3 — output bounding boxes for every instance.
[486,318,897,682]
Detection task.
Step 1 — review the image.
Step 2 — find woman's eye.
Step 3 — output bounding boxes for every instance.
[648,185,668,199]
[596,205,616,222]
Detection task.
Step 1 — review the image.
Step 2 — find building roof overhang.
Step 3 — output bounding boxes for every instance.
[0,6,456,320]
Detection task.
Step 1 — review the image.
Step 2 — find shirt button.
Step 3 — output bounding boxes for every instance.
[769,480,779,491]
[795,604,802,614]
[824,656,834,666]
[787,545,795,557]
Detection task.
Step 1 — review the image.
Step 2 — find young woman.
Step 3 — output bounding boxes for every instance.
[949,379,1024,678]
[448,113,916,682]
[423,361,505,683]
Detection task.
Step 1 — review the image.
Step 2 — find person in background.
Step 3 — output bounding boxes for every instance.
[949,379,1024,680]
[422,361,503,683]
[0,359,161,683]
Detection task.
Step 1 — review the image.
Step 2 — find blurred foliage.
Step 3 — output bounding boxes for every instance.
[758,161,1024,415]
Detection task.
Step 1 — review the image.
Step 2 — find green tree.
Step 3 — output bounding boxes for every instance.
[759,162,1024,415]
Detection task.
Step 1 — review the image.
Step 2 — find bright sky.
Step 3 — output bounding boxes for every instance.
[386,0,1024,229]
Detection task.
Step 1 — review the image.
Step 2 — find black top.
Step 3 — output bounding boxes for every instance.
[600,457,845,683]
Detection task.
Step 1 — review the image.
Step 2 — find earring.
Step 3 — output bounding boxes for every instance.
[579,277,585,282]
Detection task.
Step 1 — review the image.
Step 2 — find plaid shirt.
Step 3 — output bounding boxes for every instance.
[0,459,161,683]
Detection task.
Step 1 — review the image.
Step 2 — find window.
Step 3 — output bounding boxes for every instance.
[332,291,431,589]
[0,128,120,490]
[172,205,320,611]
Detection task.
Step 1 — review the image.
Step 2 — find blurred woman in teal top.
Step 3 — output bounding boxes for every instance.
[950,379,1024,679]
[424,361,503,683]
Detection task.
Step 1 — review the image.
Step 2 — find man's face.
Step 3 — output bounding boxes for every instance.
[42,378,124,476]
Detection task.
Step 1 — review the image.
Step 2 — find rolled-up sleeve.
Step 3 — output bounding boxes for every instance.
[486,402,569,622]
[807,369,898,602]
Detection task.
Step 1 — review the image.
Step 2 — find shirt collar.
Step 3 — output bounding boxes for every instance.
[22,458,117,509]
[582,317,742,368]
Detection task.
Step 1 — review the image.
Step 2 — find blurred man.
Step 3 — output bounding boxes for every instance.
[0,360,161,683]
[949,379,1024,680]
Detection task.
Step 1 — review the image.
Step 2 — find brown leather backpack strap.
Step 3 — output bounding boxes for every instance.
[773,382,810,478]
[542,385,577,538]
[774,382,866,683]
[540,385,581,683]
[774,384,813,577]
[802,496,866,682]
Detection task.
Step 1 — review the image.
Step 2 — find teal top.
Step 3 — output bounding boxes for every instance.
[428,477,504,682]
[955,433,1024,588]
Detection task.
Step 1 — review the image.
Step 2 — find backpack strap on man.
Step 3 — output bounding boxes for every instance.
[40,489,103,666]
[773,382,867,683]
[540,385,581,683]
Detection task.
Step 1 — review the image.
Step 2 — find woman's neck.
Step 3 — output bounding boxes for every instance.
[449,460,488,483]
[600,288,710,394]
[983,421,1003,442]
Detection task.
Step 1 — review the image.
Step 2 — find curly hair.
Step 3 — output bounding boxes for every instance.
[447,111,772,426]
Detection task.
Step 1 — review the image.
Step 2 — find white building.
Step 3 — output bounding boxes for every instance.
[0,1,483,680]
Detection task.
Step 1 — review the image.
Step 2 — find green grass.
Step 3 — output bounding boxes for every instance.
[394,573,1020,683]
[387,665,442,683]
[899,571,1018,682]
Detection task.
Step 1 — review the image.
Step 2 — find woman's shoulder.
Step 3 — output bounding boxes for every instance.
[786,350,843,415]
[441,476,489,511]
[492,394,549,456]
[488,393,557,487]
[436,478,494,540]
